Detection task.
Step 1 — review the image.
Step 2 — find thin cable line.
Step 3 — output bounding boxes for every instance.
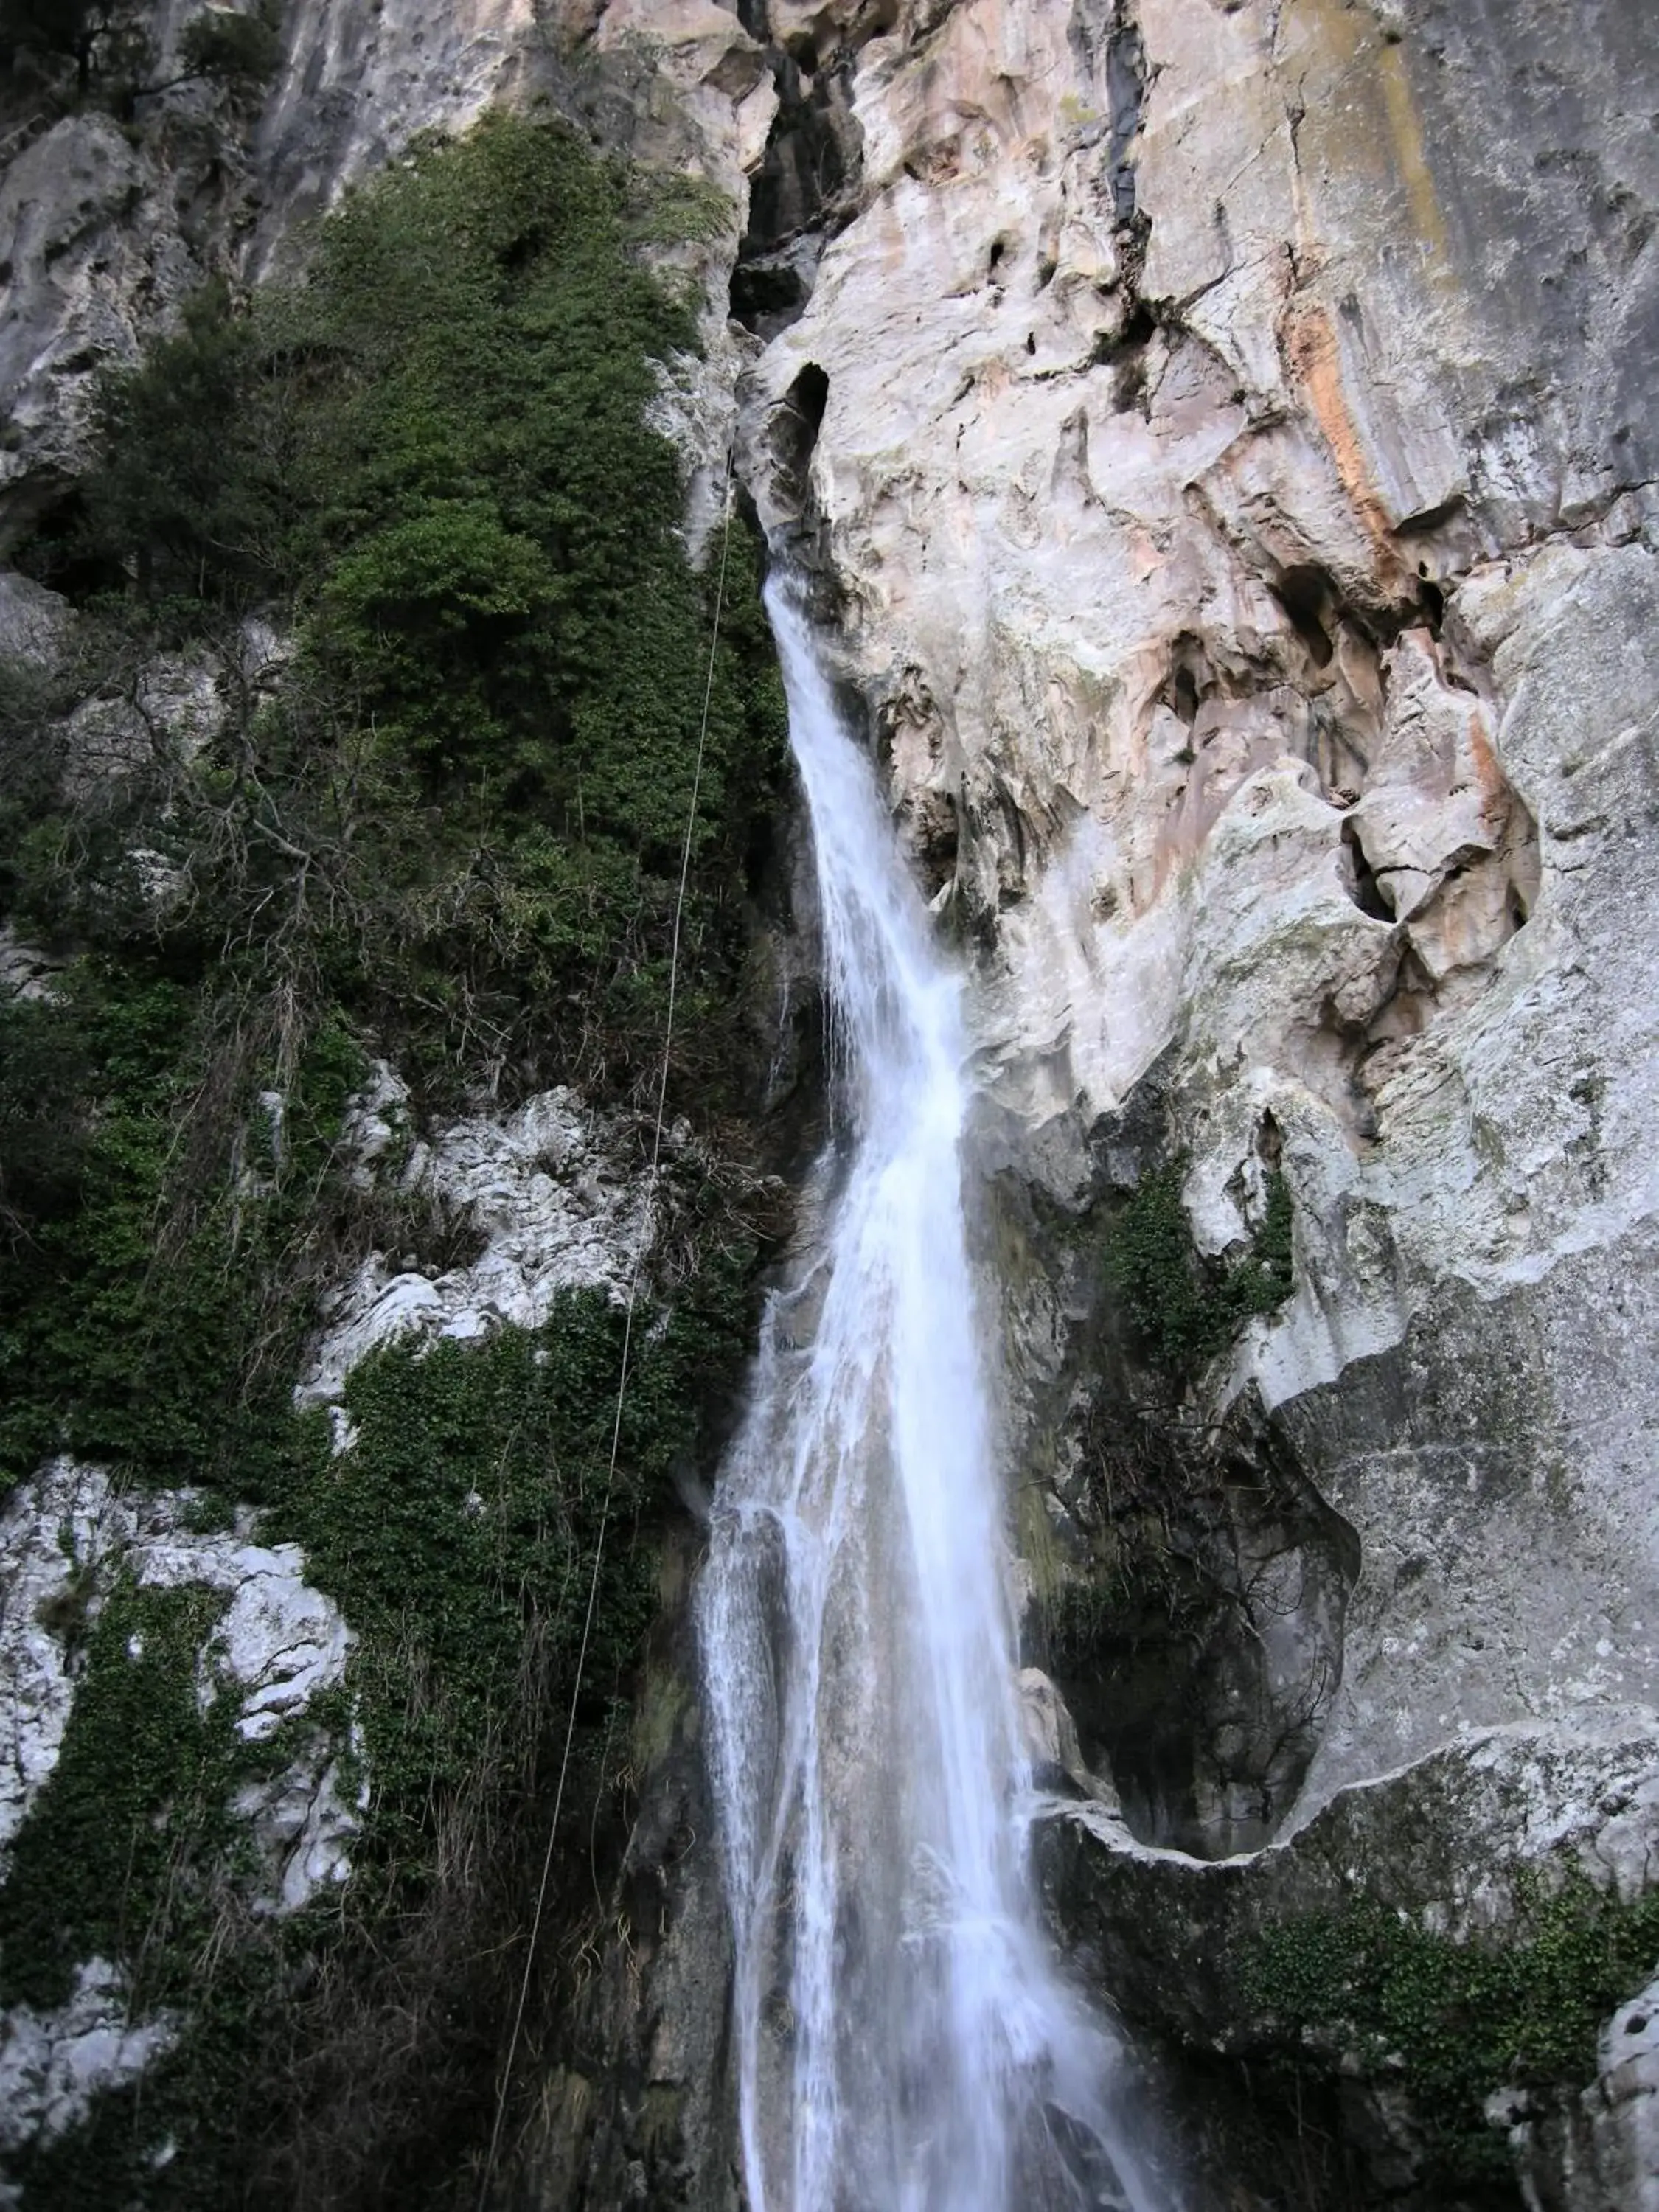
[479,458,737,2206]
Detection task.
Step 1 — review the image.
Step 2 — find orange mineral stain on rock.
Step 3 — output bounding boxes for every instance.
[1286,0,1454,276]
[1281,295,1401,573]
[1276,0,1461,568]
[1373,39,1455,285]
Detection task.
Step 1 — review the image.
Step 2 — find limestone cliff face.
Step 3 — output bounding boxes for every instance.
[717,1,1659,2202]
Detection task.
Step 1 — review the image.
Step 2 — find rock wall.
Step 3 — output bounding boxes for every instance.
[0,7,792,2198]
[716,0,1659,2202]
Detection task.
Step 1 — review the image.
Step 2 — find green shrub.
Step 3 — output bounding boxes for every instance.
[1104,1158,1295,1374]
[77,281,279,606]
[0,966,361,1488]
[178,1,282,91]
[17,113,783,1099]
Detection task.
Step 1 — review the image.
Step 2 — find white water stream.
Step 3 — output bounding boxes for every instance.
[699,576,1172,2212]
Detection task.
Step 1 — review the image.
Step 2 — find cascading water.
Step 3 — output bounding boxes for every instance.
[700,573,1174,2212]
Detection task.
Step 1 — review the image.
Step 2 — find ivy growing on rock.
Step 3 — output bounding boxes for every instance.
[0,112,783,2207]
[2,1273,759,2211]
[0,969,361,1488]
[1,112,784,1492]
[1241,1872,1659,2187]
[0,1578,243,2012]
[268,1276,757,1903]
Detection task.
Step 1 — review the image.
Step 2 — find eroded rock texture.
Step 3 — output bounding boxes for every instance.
[720,0,1659,2204]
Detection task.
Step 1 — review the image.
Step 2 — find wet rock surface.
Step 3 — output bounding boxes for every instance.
[1038,1723,1659,2208]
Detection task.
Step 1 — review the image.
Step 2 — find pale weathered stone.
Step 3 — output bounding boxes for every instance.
[0,1959,176,2155]
[0,114,202,544]
[0,573,72,669]
[710,3,1659,2199]
[298,1073,656,1408]
[0,1459,355,1906]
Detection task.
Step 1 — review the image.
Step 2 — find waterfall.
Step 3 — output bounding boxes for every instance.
[699,574,1172,2212]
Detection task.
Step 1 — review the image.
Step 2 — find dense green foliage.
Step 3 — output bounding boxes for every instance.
[0,1279,758,2210]
[0,113,781,2207]
[0,1579,244,2011]
[1104,1158,1294,1373]
[176,1,282,91]
[14,116,782,1105]
[274,1274,755,1894]
[1,112,782,1493]
[1242,1874,1659,2185]
[0,968,361,1487]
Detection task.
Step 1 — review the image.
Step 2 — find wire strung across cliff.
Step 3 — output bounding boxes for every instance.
[477,456,739,2207]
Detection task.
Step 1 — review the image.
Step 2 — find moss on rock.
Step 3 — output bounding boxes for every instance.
[1240,1872,1659,2185]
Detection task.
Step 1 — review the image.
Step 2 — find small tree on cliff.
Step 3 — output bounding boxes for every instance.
[0,0,281,102]
[0,0,142,93]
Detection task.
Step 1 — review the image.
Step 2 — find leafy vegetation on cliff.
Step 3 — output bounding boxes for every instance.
[1242,1871,1659,2187]
[14,115,782,1109]
[0,114,781,2207]
[1103,1155,1294,1373]
[3,1288,758,2212]
[2,112,782,1492]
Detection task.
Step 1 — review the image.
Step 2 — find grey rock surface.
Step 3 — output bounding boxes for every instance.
[0,114,201,545]
[1039,1722,1659,2204]
[0,572,72,668]
[710,0,1659,2200]
[0,1958,177,2166]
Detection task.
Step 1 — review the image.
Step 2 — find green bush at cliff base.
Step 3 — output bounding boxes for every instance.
[1241,1873,1659,2184]
[1103,1158,1294,1373]
[1,1268,755,2210]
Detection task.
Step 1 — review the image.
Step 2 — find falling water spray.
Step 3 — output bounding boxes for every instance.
[699,574,1172,2212]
